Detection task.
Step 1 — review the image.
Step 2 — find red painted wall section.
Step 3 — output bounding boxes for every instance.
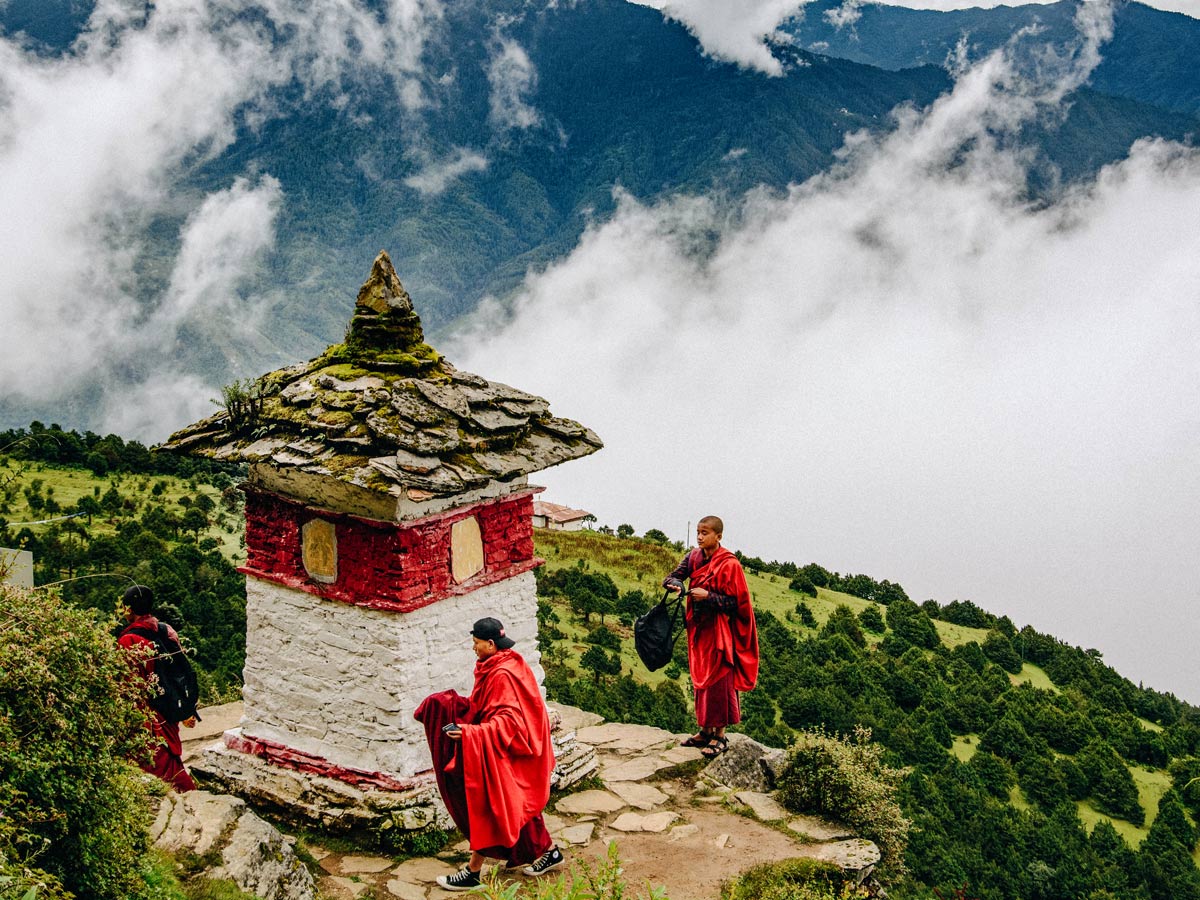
[240,487,541,613]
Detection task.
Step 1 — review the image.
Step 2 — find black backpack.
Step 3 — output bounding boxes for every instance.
[634,591,685,671]
[123,623,200,723]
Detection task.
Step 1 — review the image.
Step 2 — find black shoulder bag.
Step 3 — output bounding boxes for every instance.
[634,590,685,671]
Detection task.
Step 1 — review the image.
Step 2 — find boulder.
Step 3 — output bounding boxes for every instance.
[152,790,316,900]
[703,733,786,792]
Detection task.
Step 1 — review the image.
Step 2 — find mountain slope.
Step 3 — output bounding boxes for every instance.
[790,0,1200,116]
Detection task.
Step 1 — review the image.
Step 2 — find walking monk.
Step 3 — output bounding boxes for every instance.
[415,617,564,890]
[663,516,759,758]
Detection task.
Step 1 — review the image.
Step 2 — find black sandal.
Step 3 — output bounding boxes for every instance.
[681,731,711,748]
[700,736,728,759]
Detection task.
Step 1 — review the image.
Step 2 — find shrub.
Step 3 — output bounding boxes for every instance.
[0,584,156,900]
[775,726,911,873]
[723,858,858,900]
[473,844,665,900]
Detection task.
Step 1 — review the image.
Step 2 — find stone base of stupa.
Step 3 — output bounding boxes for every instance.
[193,719,598,834]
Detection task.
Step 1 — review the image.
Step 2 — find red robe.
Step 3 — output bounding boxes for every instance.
[685,547,759,693]
[118,615,197,792]
[449,649,555,852]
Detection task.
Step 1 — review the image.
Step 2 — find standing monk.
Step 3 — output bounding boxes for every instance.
[116,584,197,792]
[415,617,565,891]
[663,516,759,758]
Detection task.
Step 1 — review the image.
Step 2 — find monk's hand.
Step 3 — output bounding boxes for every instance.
[182,716,197,728]
[664,577,685,595]
[688,588,710,601]
[445,726,463,742]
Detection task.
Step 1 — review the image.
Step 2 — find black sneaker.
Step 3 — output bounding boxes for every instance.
[523,846,565,877]
[436,865,482,891]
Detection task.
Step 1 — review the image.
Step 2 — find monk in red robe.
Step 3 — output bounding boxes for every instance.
[116,584,197,792]
[416,617,565,891]
[663,516,759,758]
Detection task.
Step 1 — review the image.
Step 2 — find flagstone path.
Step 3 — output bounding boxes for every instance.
[184,702,878,900]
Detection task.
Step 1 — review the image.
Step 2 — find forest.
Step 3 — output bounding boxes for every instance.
[2,423,1199,899]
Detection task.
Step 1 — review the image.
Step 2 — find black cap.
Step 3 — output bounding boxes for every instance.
[471,617,515,650]
[122,584,154,615]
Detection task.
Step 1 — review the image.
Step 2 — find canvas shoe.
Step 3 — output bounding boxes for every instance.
[436,865,482,891]
[523,846,566,877]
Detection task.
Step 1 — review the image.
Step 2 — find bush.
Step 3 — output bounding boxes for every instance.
[775,726,911,873]
[723,858,857,900]
[0,584,156,900]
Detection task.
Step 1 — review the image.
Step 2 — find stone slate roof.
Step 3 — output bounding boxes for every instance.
[161,251,602,500]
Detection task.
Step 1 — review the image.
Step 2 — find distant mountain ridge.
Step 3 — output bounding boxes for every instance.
[789,0,1200,115]
[1,0,1198,432]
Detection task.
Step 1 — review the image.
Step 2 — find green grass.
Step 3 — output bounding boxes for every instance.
[1074,766,1174,848]
[1008,662,1059,693]
[950,734,979,763]
[0,461,244,565]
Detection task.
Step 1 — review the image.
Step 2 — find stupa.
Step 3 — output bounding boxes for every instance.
[162,251,601,830]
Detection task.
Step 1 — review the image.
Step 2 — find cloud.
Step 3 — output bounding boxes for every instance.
[403,146,490,195]
[825,0,864,29]
[0,0,445,437]
[487,36,541,131]
[627,0,804,75]
[452,3,1200,701]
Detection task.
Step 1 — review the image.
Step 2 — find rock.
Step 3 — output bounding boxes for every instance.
[669,824,700,842]
[385,879,428,900]
[608,781,669,811]
[560,823,595,845]
[714,834,730,849]
[391,857,456,885]
[787,815,855,842]
[703,733,785,792]
[154,791,316,900]
[600,756,666,783]
[577,722,677,752]
[733,791,788,822]
[811,839,881,884]
[659,746,703,766]
[639,811,679,833]
[340,855,395,874]
[554,789,626,816]
[609,813,646,832]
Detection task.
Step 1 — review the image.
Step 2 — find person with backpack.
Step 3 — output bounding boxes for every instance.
[117,584,198,792]
[663,516,759,759]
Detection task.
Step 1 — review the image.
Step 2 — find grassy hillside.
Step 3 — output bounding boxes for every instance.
[533,526,1200,898]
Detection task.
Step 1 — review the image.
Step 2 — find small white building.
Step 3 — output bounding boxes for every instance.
[531,501,594,531]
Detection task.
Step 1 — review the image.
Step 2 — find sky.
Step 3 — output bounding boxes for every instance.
[0,0,1198,702]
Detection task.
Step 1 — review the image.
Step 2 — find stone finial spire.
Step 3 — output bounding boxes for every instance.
[347,250,424,351]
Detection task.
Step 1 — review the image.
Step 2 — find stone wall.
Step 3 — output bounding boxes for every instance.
[239,571,543,780]
[241,487,538,613]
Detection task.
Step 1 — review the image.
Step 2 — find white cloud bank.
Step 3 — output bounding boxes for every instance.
[0,0,445,435]
[453,2,1200,701]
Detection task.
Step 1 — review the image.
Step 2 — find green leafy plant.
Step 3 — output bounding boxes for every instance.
[723,859,861,900]
[775,726,911,874]
[212,379,265,434]
[0,584,158,900]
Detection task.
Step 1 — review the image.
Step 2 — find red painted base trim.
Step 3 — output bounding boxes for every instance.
[224,731,433,793]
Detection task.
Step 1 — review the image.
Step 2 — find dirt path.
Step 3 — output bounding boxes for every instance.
[186,705,874,900]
